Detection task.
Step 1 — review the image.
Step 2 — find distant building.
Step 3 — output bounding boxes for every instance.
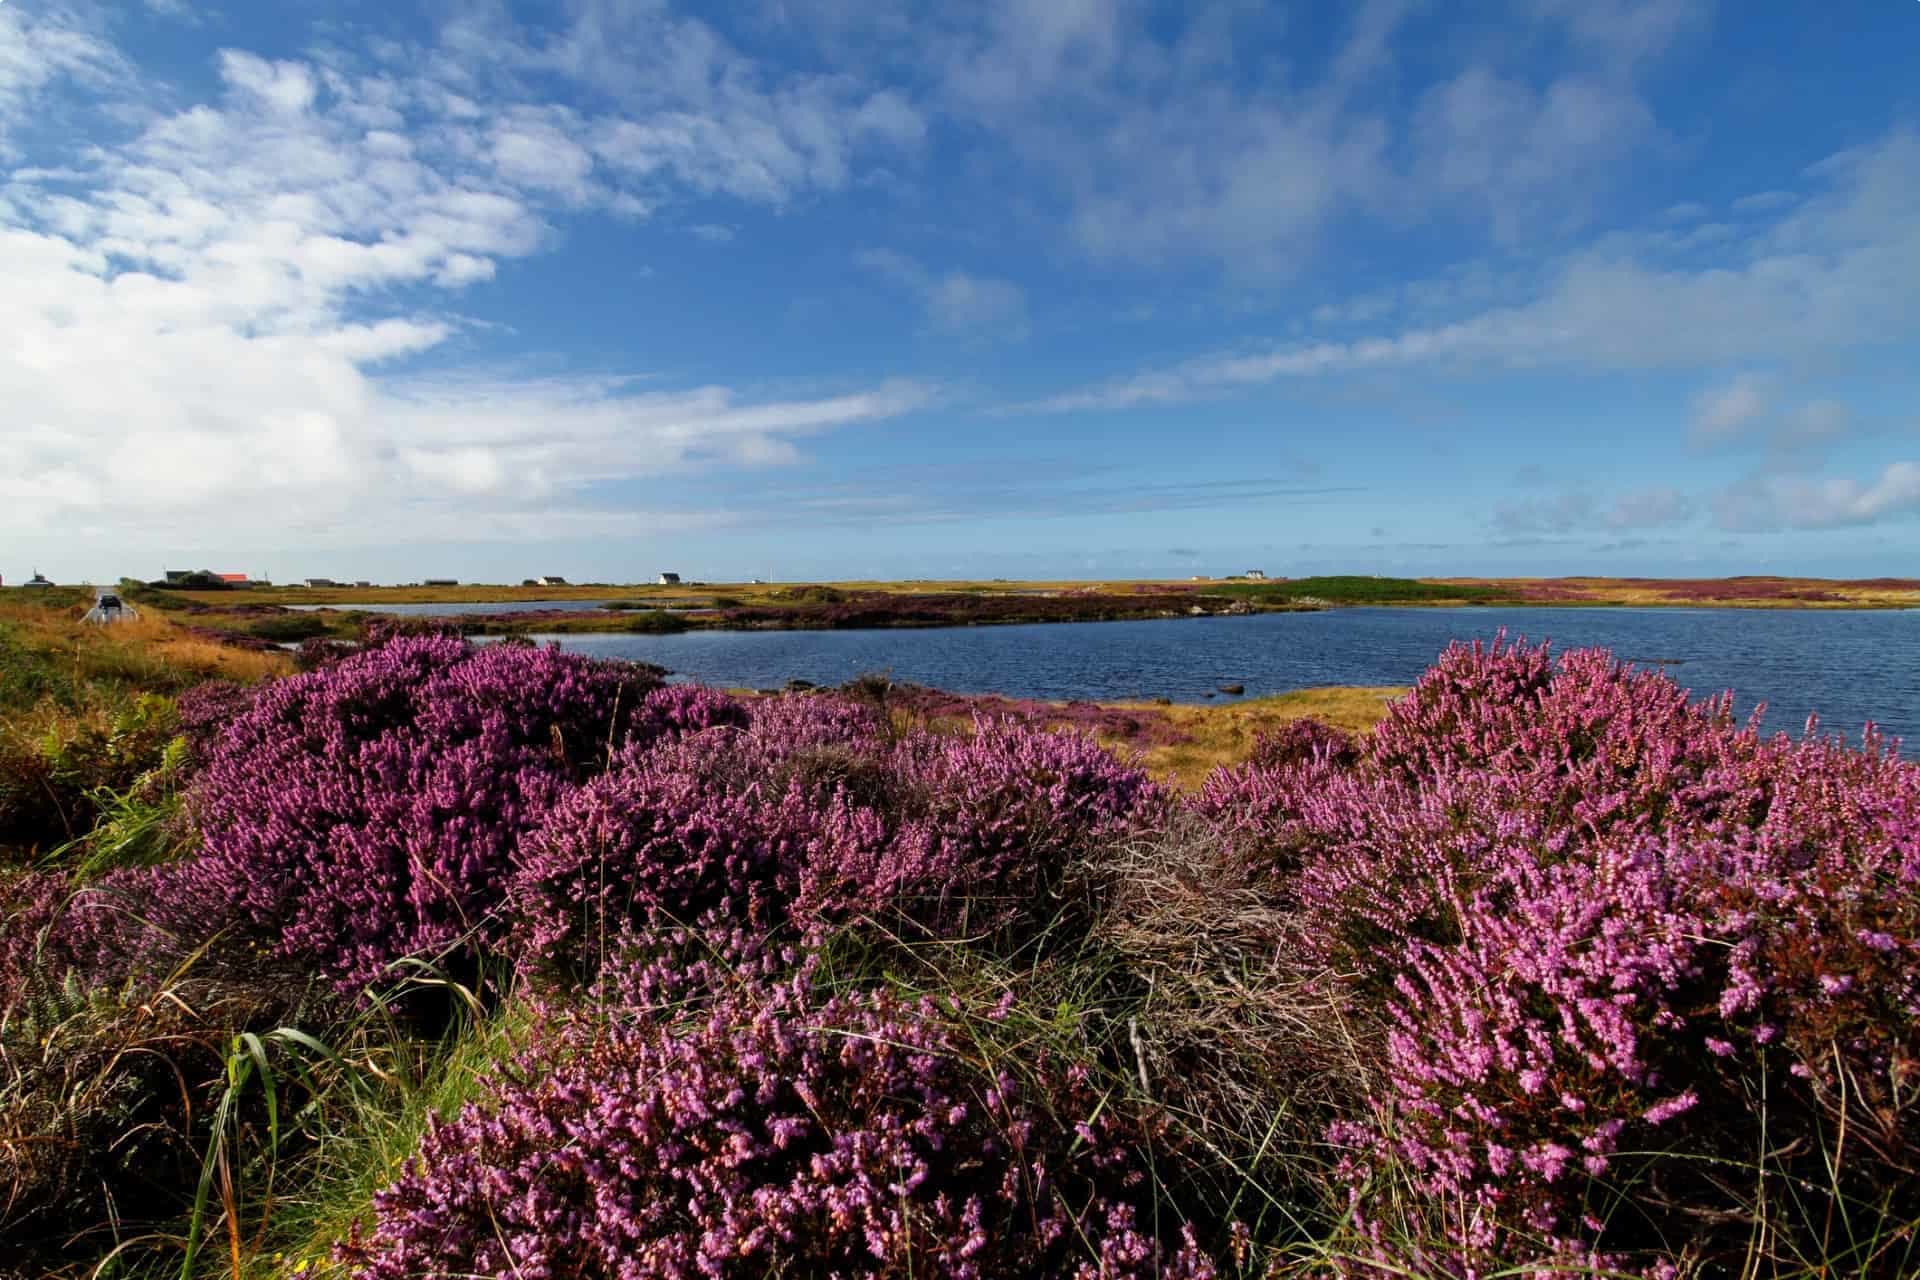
[536,575,568,586]
[304,577,339,588]
[657,572,681,585]
[423,578,459,587]
[1242,569,1266,581]
[216,573,251,586]
[24,569,54,588]
[354,581,372,588]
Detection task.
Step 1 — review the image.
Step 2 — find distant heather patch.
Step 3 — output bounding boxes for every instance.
[884,682,1190,749]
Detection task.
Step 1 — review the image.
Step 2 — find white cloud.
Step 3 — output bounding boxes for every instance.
[0,15,932,548]
[1717,463,1920,531]
[219,51,319,116]
[489,109,597,202]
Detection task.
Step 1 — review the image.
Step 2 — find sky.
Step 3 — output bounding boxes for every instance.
[1,0,1917,585]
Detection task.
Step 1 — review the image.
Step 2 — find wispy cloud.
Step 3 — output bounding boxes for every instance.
[856,248,1029,339]
[1691,374,1770,442]
[1026,129,1920,412]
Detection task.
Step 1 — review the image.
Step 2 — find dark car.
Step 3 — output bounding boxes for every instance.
[98,594,123,610]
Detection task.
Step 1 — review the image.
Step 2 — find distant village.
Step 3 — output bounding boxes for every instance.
[1,569,694,589]
[8,567,1271,590]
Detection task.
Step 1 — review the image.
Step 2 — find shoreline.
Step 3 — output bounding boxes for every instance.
[84,573,1920,650]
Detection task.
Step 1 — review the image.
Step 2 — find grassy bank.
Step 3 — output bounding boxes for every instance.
[0,591,290,858]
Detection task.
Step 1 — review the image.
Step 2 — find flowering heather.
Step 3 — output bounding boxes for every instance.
[173,635,658,989]
[172,678,255,767]
[862,720,1163,940]
[1246,716,1359,770]
[886,682,1191,750]
[1242,639,1920,1267]
[506,736,811,979]
[511,702,1157,977]
[627,682,752,744]
[344,977,1215,1280]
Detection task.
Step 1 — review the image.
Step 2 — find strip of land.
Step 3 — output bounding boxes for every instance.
[31,573,1909,650]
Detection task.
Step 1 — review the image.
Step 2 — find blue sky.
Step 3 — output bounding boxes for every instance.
[2,0,1917,584]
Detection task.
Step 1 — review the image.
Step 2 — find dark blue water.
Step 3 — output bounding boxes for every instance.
[286,600,616,616]
[522,608,1920,746]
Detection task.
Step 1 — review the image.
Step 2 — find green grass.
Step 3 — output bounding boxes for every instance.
[240,996,535,1279]
[1209,575,1517,605]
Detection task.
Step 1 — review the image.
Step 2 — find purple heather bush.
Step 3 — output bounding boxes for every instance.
[626,682,752,747]
[512,701,1160,982]
[170,635,658,989]
[1194,637,1920,1269]
[506,736,812,979]
[344,974,1216,1280]
[1,869,76,1013]
[172,678,256,769]
[847,718,1163,941]
[1246,716,1360,771]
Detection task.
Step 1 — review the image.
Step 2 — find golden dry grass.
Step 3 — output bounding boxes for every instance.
[1115,687,1405,787]
[0,596,292,688]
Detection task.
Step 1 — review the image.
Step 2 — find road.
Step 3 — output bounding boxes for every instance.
[81,586,139,625]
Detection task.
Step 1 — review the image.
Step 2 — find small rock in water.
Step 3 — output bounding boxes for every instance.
[1218,683,1245,695]
[784,678,817,691]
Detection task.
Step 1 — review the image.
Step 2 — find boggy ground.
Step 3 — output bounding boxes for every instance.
[3,599,1917,1279]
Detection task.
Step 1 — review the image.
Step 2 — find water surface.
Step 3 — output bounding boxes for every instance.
[285,599,613,616]
[519,607,1920,746]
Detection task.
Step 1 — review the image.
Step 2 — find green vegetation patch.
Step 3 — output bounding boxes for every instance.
[1211,575,1518,605]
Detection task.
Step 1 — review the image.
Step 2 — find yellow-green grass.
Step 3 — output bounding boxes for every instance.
[1,594,292,689]
[886,685,1405,790]
[1119,687,1404,787]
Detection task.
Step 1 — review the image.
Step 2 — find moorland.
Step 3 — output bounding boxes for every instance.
[2,586,1916,1278]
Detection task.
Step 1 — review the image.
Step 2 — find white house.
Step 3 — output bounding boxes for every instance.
[657,571,681,585]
